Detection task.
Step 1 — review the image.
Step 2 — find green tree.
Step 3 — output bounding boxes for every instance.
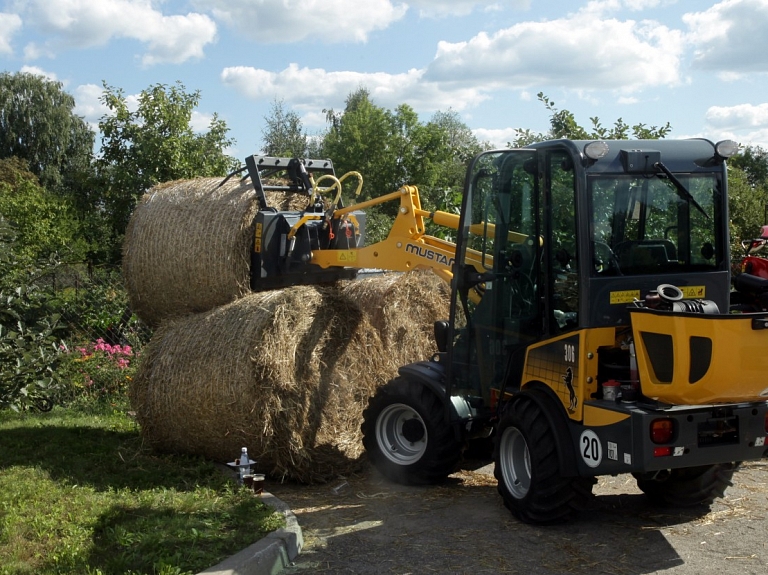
[509,92,672,147]
[730,145,768,189]
[727,146,768,265]
[424,109,488,211]
[322,88,397,199]
[0,158,85,266]
[261,99,308,157]
[728,145,768,262]
[320,90,400,241]
[727,164,768,266]
[0,71,95,192]
[321,91,464,199]
[97,81,238,248]
[321,90,491,240]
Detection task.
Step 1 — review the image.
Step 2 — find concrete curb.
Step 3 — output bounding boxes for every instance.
[198,492,303,575]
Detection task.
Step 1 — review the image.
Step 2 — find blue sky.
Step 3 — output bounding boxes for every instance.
[2,0,768,162]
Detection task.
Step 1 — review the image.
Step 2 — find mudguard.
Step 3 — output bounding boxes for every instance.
[398,360,475,422]
[513,384,580,477]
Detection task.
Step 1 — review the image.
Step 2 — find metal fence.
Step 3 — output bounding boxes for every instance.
[40,263,153,349]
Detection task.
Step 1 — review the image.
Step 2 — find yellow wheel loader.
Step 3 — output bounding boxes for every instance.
[244,138,768,524]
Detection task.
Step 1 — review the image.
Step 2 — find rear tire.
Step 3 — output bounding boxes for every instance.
[361,376,463,485]
[494,396,594,524]
[633,463,739,507]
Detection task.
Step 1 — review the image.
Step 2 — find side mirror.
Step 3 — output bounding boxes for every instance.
[433,320,449,353]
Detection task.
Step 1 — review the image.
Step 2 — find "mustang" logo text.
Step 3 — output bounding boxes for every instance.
[405,243,455,267]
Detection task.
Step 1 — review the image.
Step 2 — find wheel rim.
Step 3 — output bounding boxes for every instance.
[499,426,531,499]
[375,403,428,465]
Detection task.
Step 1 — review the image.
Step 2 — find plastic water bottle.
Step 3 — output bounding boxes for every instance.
[240,447,251,480]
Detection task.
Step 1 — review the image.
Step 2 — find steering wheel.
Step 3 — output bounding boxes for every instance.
[592,241,621,275]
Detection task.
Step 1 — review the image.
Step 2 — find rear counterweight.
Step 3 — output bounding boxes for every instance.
[571,401,768,477]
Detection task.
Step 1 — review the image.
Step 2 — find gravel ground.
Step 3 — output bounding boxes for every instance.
[267,459,768,575]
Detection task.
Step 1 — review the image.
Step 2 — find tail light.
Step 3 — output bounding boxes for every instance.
[653,446,672,457]
[764,411,768,434]
[650,418,675,444]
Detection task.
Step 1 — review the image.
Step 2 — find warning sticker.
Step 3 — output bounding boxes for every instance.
[610,290,640,305]
[680,285,706,298]
[254,223,263,253]
[337,251,357,263]
[610,286,706,305]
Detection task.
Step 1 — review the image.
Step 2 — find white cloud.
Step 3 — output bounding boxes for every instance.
[73,83,140,131]
[580,0,676,16]
[73,84,109,128]
[733,128,768,149]
[0,12,22,54]
[221,4,689,122]
[23,42,55,60]
[301,111,330,130]
[407,1,514,18]
[472,127,519,148]
[19,65,58,81]
[424,7,684,93]
[703,103,768,149]
[19,0,217,65]
[140,12,216,65]
[194,0,406,43]
[191,110,214,133]
[692,126,768,150]
[684,0,768,76]
[221,63,488,112]
[706,103,768,130]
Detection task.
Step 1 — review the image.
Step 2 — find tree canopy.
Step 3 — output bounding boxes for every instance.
[509,92,672,146]
[728,146,768,258]
[0,71,94,192]
[261,99,308,157]
[316,89,486,240]
[4,72,768,272]
[97,82,239,244]
[0,157,85,266]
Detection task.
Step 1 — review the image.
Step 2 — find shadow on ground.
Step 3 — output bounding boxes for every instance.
[270,461,768,575]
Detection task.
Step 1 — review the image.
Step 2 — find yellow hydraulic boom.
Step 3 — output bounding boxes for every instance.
[248,158,528,294]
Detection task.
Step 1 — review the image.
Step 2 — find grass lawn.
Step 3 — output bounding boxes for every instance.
[0,405,284,575]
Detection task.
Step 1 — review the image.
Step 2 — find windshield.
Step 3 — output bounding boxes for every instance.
[590,173,724,276]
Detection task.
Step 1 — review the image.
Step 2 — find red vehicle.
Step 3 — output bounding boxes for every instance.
[732,225,768,311]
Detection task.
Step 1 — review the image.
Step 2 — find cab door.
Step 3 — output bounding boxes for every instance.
[449,150,544,401]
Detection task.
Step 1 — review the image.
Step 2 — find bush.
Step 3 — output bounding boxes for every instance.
[0,218,66,411]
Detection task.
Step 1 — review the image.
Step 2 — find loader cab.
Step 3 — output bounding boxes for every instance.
[448,138,735,411]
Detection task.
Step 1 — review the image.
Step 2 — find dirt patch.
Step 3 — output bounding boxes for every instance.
[268,459,768,575]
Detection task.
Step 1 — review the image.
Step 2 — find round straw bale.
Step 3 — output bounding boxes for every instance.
[122,176,308,327]
[130,285,391,483]
[342,270,451,365]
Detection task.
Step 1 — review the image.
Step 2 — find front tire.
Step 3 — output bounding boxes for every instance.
[494,396,594,524]
[634,463,739,507]
[361,376,463,485]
